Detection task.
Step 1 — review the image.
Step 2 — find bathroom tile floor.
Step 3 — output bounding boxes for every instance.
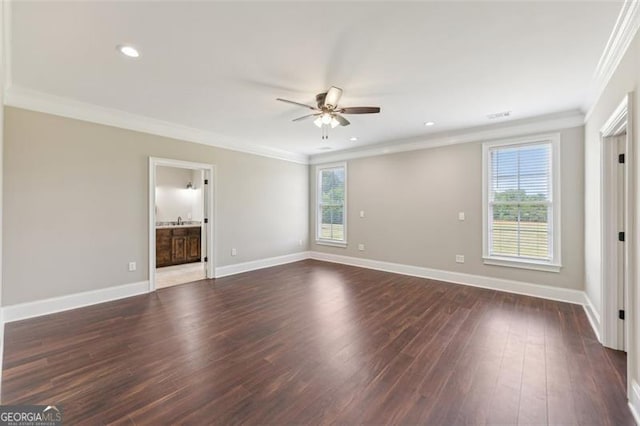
[156,262,206,288]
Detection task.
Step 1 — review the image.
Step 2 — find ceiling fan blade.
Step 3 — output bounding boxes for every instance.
[292,113,320,122]
[334,114,350,126]
[324,86,343,108]
[276,98,319,110]
[339,106,381,114]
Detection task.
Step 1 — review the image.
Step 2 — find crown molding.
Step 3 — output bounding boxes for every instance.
[1,0,305,164]
[585,0,640,122]
[3,0,619,165]
[1,84,585,167]
[309,110,584,164]
[4,86,309,165]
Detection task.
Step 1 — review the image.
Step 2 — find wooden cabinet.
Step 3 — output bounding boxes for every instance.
[156,227,201,267]
[156,229,172,267]
[187,235,201,262]
[172,236,187,263]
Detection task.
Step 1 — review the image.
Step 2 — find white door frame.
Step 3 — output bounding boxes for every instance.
[148,157,216,292]
[600,93,635,395]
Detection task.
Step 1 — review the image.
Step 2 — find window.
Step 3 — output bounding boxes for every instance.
[316,163,347,246]
[482,134,561,272]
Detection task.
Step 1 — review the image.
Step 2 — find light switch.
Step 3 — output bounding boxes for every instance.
[360,210,365,218]
[128,262,137,271]
[455,255,465,263]
[358,244,365,251]
[231,248,237,256]
[458,212,465,221]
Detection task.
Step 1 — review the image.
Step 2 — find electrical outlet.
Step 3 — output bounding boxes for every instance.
[360,210,365,218]
[231,248,237,256]
[455,255,465,264]
[458,212,465,221]
[128,262,137,272]
[298,239,303,246]
[358,244,365,251]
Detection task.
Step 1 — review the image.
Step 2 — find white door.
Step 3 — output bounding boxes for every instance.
[203,169,212,278]
[616,133,627,351]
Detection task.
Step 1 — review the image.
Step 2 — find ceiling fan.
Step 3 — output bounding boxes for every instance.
[276,86,381,139]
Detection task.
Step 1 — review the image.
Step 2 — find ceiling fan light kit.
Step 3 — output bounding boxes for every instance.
[277,86,381,140]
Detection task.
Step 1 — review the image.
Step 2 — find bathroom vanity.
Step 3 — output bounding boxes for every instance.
[156,224,202,267]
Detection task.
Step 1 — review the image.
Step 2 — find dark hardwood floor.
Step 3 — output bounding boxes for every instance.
[2,260,633,425]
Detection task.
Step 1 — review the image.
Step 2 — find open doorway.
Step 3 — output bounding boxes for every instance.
[600,93,635,398]
[155,166,205,288]
[149,158,215,291]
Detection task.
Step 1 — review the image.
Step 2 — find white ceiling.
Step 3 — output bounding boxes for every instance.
[9,1,621,159]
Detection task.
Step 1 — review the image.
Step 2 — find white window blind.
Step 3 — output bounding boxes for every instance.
[317,165,346,244]
[488,142,553,261]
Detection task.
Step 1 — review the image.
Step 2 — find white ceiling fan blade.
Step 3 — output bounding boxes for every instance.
[276,98,318,110]
[334,114,350,126]
[292,113,321,122]
[324,86,343,108]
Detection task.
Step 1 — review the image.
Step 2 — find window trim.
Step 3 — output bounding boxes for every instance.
[481,133,562,272]
[315,162,348,247]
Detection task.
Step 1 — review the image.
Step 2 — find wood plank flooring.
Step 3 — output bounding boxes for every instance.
[2,260,633,425]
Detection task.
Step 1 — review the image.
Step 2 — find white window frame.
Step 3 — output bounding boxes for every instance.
[315,162,347,247]
[482,133,562,273]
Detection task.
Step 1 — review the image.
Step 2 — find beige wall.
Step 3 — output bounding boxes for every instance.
[2,107,309,305]
[0,0,5,378]
[584,31,640,386]
[310,126,585,290]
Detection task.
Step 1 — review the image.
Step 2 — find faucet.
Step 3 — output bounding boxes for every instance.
[177,216,182,225]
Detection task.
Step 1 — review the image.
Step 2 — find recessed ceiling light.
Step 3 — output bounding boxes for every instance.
[117,45,140,58]
[349,137,358,141]
[424,121,435,126]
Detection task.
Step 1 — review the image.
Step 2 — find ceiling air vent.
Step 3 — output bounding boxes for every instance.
[487,111,511,120]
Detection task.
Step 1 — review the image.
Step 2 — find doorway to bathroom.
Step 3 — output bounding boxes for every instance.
[148,157,215,291]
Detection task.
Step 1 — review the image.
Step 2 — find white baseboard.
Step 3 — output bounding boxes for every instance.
[215,251,311,278]
[1,251,309,323]
[2,280,149,323]
[309,251,586,305]
[629,380,640,425]
[0,251,591,324]
[583,293,602,342]
[1,252,588,323]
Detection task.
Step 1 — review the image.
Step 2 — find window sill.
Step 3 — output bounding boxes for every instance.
[483,256,562,273]
[316,240,347,248]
